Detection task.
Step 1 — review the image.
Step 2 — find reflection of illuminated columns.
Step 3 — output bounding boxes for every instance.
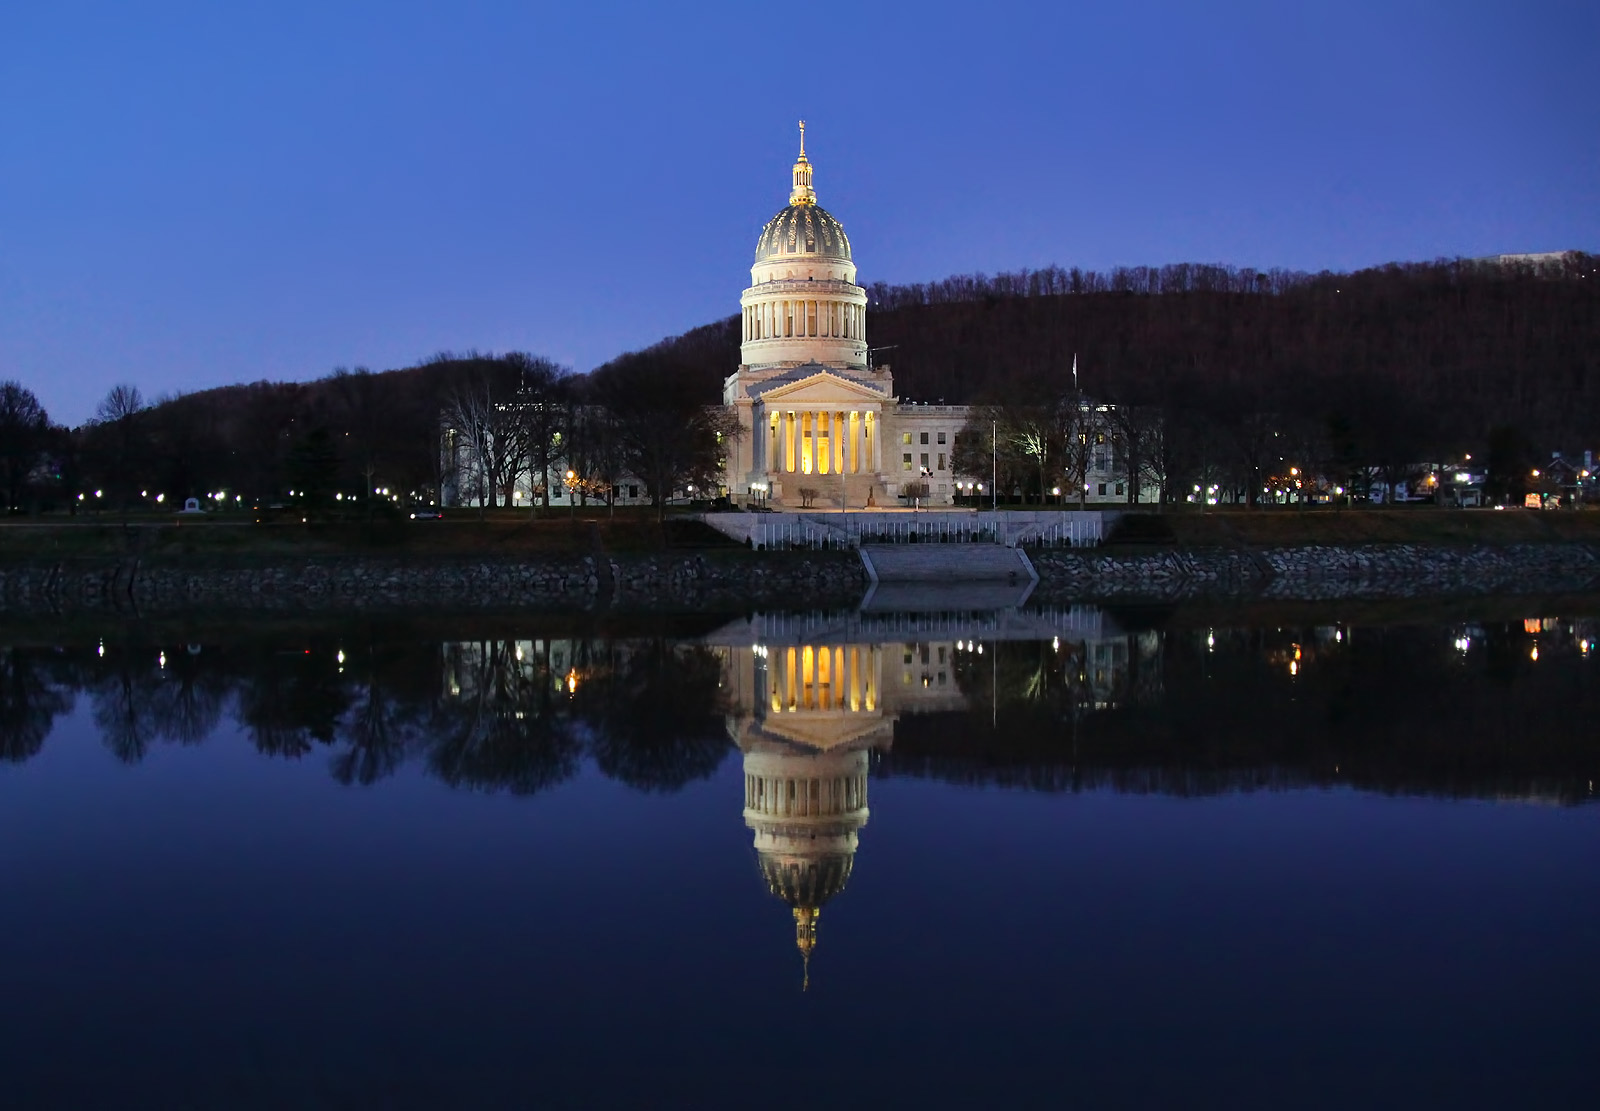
[769,645,881,714]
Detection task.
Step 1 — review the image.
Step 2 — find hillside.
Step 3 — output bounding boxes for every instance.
[608,254,1600,458]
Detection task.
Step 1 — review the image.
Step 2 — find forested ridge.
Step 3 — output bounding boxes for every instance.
[1,252,1594,511]
[646,253,1600,454]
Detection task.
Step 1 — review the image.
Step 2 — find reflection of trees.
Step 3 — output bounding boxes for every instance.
[234,644,351,759]
[427,640,580,794]
[89,645,232,762]
[92,665,162,764]
[578,643,732,791]
[330,642,432,786]
[142,649,225,745]
[0,648,73,763]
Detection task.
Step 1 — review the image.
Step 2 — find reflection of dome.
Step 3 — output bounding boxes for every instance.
[759,851,854,909]
[754,204,852,264]
[743,743,872,991]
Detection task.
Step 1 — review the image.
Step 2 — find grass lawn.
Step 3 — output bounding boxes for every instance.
[0,508,741,560]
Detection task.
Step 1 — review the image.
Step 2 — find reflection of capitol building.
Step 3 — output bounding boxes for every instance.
[718,640,966,987]
[710,614,1161,985]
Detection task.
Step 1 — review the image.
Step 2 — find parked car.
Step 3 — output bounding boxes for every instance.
[409,505,445,520]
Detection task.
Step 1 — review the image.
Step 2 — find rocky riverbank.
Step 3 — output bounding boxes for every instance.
[2,540,1598,614]
[0,550,869,614]
[1029,541,1600,601]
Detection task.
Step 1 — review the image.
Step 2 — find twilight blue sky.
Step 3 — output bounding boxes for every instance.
[2,0,1596,425]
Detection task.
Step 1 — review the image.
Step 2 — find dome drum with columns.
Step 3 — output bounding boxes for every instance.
[723,125,969,510]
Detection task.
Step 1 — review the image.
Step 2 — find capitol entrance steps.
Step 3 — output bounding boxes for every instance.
[861,543,1036,583]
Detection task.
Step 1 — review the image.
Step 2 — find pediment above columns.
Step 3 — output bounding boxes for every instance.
[754,370,889,407]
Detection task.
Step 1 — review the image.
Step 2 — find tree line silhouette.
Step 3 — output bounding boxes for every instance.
[1,253,1594,512]
[0,348,733,516]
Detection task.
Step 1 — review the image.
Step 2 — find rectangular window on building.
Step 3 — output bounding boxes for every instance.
[937,453,946,470]
[920,453,929,468]
[902,433,912,445]
[1116,483,1125,496]
[937,431,947,445]
[1098,483,1107,496]
[629,485,638,498]
[902,453,912,471]
[920,432,929,445]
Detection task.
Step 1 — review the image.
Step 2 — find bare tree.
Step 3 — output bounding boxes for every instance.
[0,381,50,512]
[442,372,528,513]
[92,384,146,515]
[510,354,569,514]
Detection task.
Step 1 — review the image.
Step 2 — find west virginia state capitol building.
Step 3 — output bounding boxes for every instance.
[722,126,967,508]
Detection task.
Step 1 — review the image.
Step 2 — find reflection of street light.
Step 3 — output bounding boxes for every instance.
[565,470,578,517]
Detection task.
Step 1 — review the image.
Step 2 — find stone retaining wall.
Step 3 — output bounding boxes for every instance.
[1030,542,1600,601]
[2,542,1597,614]
[0,552,867,614]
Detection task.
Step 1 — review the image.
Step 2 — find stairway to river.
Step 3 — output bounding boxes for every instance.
[861,544,1036,583]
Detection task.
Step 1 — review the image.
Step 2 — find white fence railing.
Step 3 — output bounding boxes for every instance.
[717,510,1107,551]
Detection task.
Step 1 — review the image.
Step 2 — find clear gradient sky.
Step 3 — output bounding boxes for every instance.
[2,0,1596,425]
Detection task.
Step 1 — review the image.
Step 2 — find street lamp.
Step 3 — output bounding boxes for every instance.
[565,470,578,517]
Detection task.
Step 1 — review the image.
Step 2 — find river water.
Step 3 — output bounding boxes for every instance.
[1,603,1596,1108]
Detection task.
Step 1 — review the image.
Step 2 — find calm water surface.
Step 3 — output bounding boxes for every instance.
[1,605,1596,1108]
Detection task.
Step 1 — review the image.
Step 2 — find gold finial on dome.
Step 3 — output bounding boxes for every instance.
[794,905,819,991]
[790,121,816,206]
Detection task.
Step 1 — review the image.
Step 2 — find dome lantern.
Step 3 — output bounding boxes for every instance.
[790,120,815,206]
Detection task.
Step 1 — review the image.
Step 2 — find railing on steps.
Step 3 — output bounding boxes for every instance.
[736,512,1105,551]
